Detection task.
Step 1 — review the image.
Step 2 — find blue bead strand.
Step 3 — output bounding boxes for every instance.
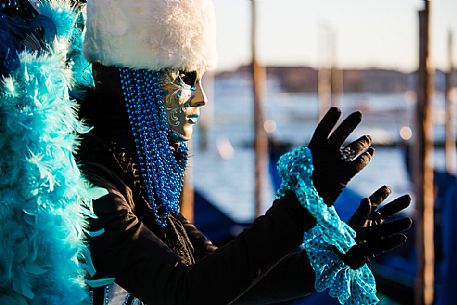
[119,68,188,227]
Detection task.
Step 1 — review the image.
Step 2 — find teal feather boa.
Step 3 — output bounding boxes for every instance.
[0,1,103,304]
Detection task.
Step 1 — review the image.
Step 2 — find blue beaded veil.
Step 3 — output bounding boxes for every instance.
[118,68,188,227]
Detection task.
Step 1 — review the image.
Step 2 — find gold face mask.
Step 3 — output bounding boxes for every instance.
[161,68,206,141]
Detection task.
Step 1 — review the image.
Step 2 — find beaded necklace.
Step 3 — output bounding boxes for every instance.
[118,68,188,227]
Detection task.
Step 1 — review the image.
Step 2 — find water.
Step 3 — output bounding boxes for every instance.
[191,77,454,223]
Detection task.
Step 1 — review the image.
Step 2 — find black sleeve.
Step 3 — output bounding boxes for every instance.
[175,213,218,260]
[174,214,316,305]
[232,248,316,305]
[88,178,313,305]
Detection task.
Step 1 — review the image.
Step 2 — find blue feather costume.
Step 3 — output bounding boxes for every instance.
[0,1,101,304]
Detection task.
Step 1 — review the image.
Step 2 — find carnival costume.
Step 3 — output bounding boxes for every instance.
[0,1,100,304]
[0,1,412,304]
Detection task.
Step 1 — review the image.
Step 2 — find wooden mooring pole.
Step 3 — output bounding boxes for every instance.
[415,1,435,304]
[445,30,456,174]
[318,24,332,119]
[318,25,342,119]
[251,0,267,218]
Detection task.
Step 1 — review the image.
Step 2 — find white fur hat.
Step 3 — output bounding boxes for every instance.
[83,0,217,71]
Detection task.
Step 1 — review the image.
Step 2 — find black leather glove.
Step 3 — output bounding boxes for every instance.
[340,186,412,269]
[308,107,374,206]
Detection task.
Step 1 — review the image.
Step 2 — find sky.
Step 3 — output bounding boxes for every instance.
[213,0,457,72]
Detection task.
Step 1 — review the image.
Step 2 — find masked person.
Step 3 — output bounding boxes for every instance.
[0,1,412,305]
[76,1,413,304]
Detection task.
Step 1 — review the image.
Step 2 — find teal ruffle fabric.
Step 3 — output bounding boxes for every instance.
[276,146,379,305]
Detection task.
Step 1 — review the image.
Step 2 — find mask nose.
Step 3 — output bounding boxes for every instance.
[189,81,207,107]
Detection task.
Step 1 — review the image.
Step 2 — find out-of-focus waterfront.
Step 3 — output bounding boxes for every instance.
[191,77,454,222]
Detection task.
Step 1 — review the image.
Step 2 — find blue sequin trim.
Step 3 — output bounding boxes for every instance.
[104,285,110,305]
[89,290,94,305]
[122,293,131,305]
[276,146,379,305]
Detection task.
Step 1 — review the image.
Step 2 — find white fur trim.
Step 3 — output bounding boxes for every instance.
[84,0,217,71]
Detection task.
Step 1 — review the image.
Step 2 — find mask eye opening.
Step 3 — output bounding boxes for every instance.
[178,70,197,89]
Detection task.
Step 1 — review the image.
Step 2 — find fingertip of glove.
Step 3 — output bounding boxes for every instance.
[398,195,412,211]
[394,233,408,244]
[380,234,408,252]
[321,107,342,123]
[404,217,413,229]
[391,217,413,231]
[363,134,373,143]
[400,194,412,203]
[383,185,393,193]
[329,106,342,114]
[349,111,362,121]
[360,198,372,211]
[370,185,392,204]
[378,185,392,198]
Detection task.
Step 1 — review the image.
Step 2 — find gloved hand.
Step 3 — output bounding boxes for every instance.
[340,186,412,269]
[308,107,374,206]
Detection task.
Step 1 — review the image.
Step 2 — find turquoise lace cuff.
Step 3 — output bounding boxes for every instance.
[276,146,379,305]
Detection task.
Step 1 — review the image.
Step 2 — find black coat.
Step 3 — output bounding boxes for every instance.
[76,90,316,305]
